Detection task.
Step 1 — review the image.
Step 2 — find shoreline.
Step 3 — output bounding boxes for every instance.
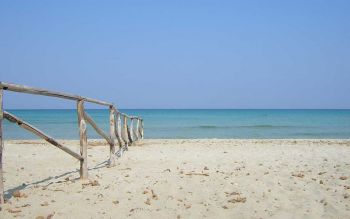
[1,139,350,218]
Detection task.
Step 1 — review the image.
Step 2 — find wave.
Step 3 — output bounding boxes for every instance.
[238,125,296,129]
[191,125,297,129]
[197,125,224,129]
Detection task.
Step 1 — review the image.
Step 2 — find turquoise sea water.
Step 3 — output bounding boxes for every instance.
[2,109,350,139]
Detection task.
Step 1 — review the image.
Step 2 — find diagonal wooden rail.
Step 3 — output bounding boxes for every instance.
[0,82,144,204]
[3,111,84,161]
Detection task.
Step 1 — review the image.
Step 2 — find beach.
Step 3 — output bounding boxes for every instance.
[1,139,350,218]
[2,0,350,218]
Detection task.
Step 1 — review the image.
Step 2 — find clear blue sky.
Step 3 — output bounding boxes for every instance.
[1,0,349,109]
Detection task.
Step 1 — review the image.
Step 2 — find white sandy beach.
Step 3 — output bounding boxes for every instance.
[0,139,350,218]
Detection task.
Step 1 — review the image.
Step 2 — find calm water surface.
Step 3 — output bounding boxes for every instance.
[3,109,350,139]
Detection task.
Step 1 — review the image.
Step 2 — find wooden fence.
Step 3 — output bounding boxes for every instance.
[0,82,144,204]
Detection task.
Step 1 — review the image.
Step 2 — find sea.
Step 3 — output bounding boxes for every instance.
[2,109,350,139]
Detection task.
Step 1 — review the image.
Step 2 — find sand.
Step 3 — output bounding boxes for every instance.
[1,139,350,219]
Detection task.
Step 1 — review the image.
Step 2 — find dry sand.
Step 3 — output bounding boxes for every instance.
[1,139,350,219]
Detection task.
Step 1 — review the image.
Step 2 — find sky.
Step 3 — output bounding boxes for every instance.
[0,0,349,109]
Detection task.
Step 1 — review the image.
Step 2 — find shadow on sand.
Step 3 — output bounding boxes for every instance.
[4,159,110,200]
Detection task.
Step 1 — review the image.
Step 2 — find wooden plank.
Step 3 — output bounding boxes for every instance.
[138,118,142,138]
[0,82,143,119]
[77,100,88,179]
[115,111,123,147]
[0,88,4,204]
[135,119,140,140]
[140,120,144,139]
[122,115,129,144]
[132,119,138,141]
[123,115,129,150]
[127,124,133,144]
[118,112,140,120]
[0,82,112,106]
[129,118,134,142]
[138,128,142,139]
[1,81,142,120]
[114,112,124,157]
[120,113,129,119]
[84,111,113,146]
[108,106,116,166]
[3,111,83,161]
[133,130,138,141]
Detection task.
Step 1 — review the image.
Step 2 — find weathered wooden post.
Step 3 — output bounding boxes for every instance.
[0,82,144,198]
[127,120,133,144]
[112,110,123,148]
[129,118,134,142]
[117,112,123,147]
[108,106,116,167]
[142,120,144,139]
[138,119,142,138]
[0,88,4,204]
[141,119,144,139]
[135,119,140,140]
[77,100,88,179]
[114,111,123,157]
[123,115,129,149]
